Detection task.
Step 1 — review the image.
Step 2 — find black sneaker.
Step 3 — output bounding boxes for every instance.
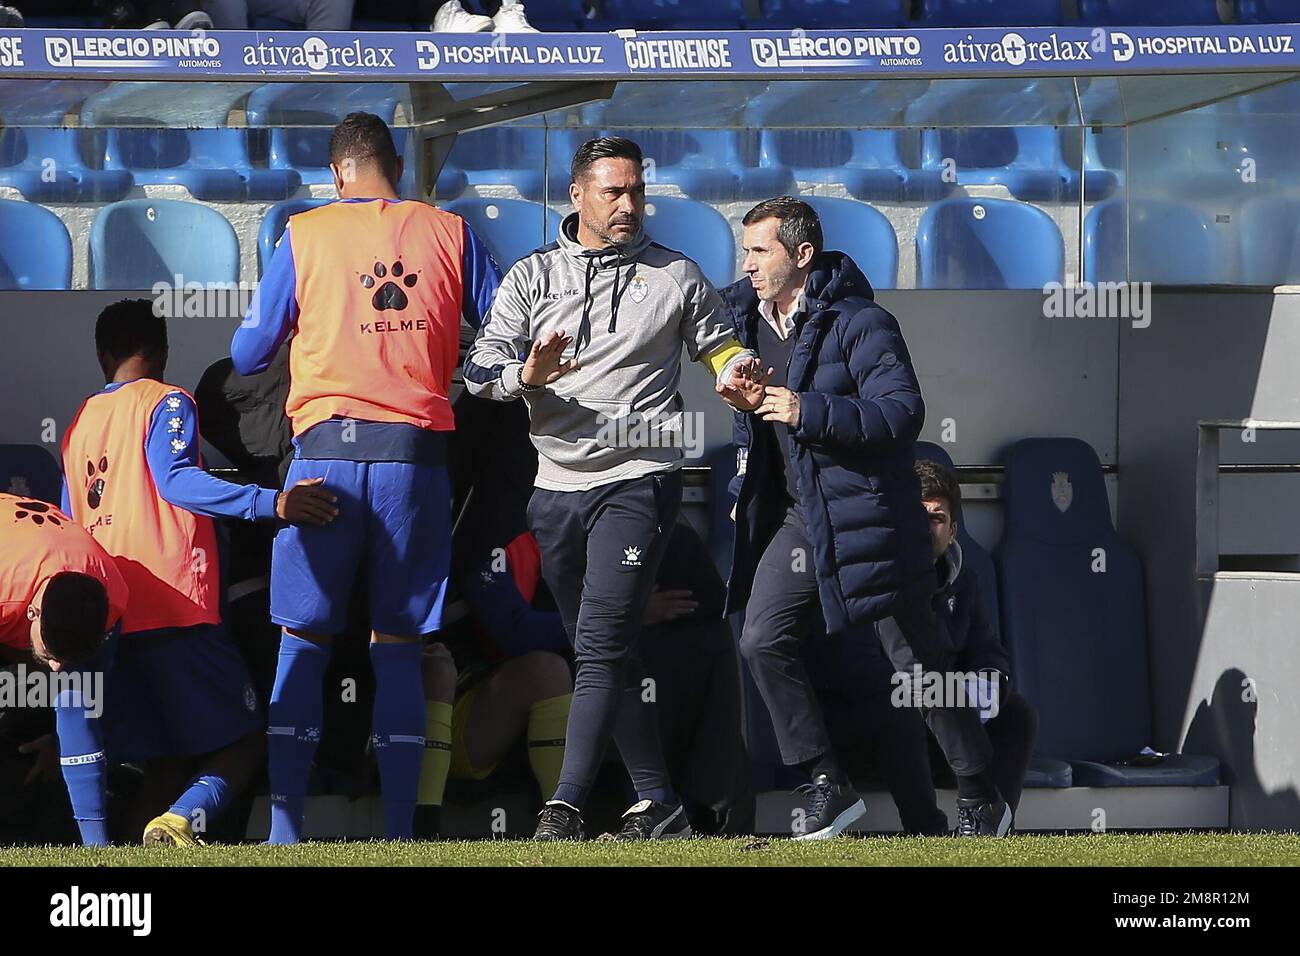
[0,6,24,27]
[534,801,584,841]
[614,799,693,841]
[792,774,866,840]
[956,796,1014,837]
[413,804,441,840]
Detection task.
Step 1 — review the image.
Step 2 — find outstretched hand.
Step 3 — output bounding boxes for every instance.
[522,330,579,387]
[716,357,772,412]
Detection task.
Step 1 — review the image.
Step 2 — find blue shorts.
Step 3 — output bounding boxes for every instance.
[103,623,262,764]
[270,458,451,636]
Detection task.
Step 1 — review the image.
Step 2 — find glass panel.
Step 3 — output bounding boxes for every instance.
[2,73,1300,290]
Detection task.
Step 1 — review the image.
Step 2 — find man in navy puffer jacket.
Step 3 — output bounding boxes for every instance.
[718,197,1010,838]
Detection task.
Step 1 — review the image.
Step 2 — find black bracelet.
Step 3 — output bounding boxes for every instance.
[516,365,542,392]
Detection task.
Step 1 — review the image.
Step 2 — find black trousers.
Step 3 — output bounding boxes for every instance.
[741,503,994,778]
[527,471,681,809]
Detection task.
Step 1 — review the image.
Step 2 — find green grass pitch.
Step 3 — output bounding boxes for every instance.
[3,833,1299,867]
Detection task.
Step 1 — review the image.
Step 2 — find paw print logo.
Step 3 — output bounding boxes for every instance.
[13,500,63,528]
[85,456,109,509]
[301,726,321,743]
[359,259,419,312]
[622,546,642,567]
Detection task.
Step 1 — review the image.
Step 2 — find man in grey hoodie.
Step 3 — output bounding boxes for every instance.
[463,136,759,840]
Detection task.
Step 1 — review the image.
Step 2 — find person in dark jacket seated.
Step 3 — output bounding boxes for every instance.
[913,460,1037,820]
[719,196,1011,837]
[801,460,1038,835]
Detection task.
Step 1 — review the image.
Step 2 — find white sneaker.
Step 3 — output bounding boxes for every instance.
[174,11,215,31]
[432,0,494,32]
[493,2,540,32]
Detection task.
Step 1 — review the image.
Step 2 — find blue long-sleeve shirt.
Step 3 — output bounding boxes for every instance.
[461,556,570,660]
[231,201,501,376]
[61,382,278,523]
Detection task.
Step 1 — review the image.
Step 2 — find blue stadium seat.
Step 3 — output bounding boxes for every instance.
[1083,200,1227,285]
[760,0,909,27]
[603,128,785,201]
[913,441,1000,639]
[257,199,334,277]
[446,127,579,202]
[0,444,63,505]
[1077,0,1223,24]
[642,197,735,289]
[245,83,454,199]
[1024,757,1074,788]
[801,197,898,291]
[1237,198,1300,287]
[0,200,72,291]
[90,199,240,290]
[104,129,304,202]
[1236,0,1300,22]
[916,198,1064,290]
[599,0,747,29]
[916,0,1062,26]
[758,129,938,202]
[997,438,1219,785]
[1059,127,1123,202]
[920,127,1069,201]
[0,78,133,201]
[444,198,562,271]
[0,128,110,203]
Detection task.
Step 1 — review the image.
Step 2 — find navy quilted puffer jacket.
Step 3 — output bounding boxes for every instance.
[721,251,935,634]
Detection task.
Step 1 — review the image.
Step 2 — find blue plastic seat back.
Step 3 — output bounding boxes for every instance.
[929,127,1062,172]
[450,127,546,172]
[478,0,588,29]
[917,198,1064,289]
[997,437,1151,762]
[642,196,736,289]
[91,199,240,290]
[444,198,562,271]
[108,128,252,172]
[914,440,1001,646]
[917,0,1062,26]
[761,0,909,27]
[1238,197,1300,286]
[761,129,901,171]
[1084,200,1226,285]
[802,196,898,291]
[600,0,747,28]
[0,444,64,505]
[1077,0,1222,24]
[258,198,334,276]
[1236,0,1300,22]
[0,200,72,291]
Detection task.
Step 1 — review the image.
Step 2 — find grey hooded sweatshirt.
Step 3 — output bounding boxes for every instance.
[463,213,752,492]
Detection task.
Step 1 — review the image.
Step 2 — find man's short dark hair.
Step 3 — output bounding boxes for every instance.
[742,196,824,259]
[915,458,962,525]
[328,111,400,182]
[95,298,166,366]
[40,572,108,665]
[571,136,643,184]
